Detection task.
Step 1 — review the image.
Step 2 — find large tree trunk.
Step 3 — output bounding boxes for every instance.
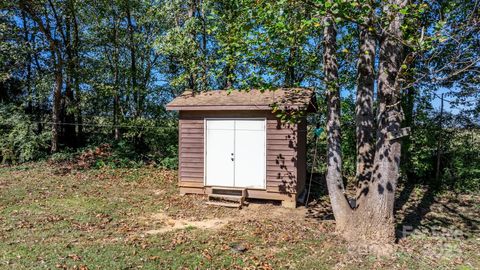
[323,14,351,231]
[351,0,407,244]
[322,0,407,247]
[355,17,375,193]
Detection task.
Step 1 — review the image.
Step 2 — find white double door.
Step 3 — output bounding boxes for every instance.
[205,119,266,189]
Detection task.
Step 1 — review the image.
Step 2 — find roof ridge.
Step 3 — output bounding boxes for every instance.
[166,88,315,111]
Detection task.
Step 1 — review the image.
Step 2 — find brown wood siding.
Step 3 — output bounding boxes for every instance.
[296,118,307,194]
[178,112,204,184]
[178,110,300,195]
[266,119,298,194]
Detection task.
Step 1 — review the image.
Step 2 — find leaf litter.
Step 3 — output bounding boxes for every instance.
[0,162,478,269]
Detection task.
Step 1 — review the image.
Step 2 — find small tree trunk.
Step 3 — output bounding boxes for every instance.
[70,0,83,142]
[200,1,208,90]
[323,14,351,230]
[51,52,63,153]
[21,11,33,114]
[401,78,415,183]
[285,46,296,87]
[113,51,120,141]
[19,2,63,152]
[126,1,138,117]
[188,0,198,92]
[111,3,121,140]
[435,94,444,183]
[224,64,234,89]
[64,15,76,146]
[32,34,43,134]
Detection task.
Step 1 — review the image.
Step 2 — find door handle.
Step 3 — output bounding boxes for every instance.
[231,153,234,161]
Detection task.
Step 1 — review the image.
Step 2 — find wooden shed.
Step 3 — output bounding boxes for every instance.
[166,88,316,208]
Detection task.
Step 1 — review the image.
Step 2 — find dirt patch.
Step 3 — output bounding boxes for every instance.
[142,203,307,235]
[239,202,308,221]
[144,212,233,234]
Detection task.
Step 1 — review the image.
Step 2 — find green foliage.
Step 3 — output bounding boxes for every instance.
[49,150,78,164]
[339,97,356,177]
[115,118,178,168]
[403,97,480,192]
[0,105,50,164]
[442,130,480,192]
[306,97,356,179]
[79,121,178,169]
[0,0,477,195]
[407,126,480,192]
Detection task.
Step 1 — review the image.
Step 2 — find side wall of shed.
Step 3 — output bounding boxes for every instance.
[296,118,307,194]
[178,110,301,197]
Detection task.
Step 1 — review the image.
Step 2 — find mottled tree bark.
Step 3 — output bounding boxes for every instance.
[322,0,407,246]
[355,17,375,193]
[323,14,351,230]
[351,0,407,244]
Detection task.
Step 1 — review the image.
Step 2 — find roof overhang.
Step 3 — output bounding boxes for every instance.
[166,104,310,111]
[166,88,317,113]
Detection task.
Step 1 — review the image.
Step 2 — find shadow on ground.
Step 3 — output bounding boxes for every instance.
[396,183,479,240]
[303,173,334,220]
[302,172,480,241]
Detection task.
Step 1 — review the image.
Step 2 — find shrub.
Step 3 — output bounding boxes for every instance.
[0,105,50,164]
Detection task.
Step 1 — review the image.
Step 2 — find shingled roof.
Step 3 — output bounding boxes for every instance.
[166,88,316,111]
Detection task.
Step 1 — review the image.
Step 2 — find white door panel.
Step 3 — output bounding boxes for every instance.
[205,119,266,189]
[234,120,266,188]
[205,120,235,187]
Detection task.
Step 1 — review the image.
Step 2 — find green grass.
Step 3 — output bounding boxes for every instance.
[0,162,478,269]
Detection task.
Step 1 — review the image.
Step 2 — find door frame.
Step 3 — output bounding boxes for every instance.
[203,117,267,190]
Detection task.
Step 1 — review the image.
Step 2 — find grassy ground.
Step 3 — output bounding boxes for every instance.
[0,162,478,269]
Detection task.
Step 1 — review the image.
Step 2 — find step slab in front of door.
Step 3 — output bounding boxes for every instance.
[205,119,266,189]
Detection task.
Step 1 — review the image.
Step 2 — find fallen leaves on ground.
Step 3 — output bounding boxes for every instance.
[0,162,478,269]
